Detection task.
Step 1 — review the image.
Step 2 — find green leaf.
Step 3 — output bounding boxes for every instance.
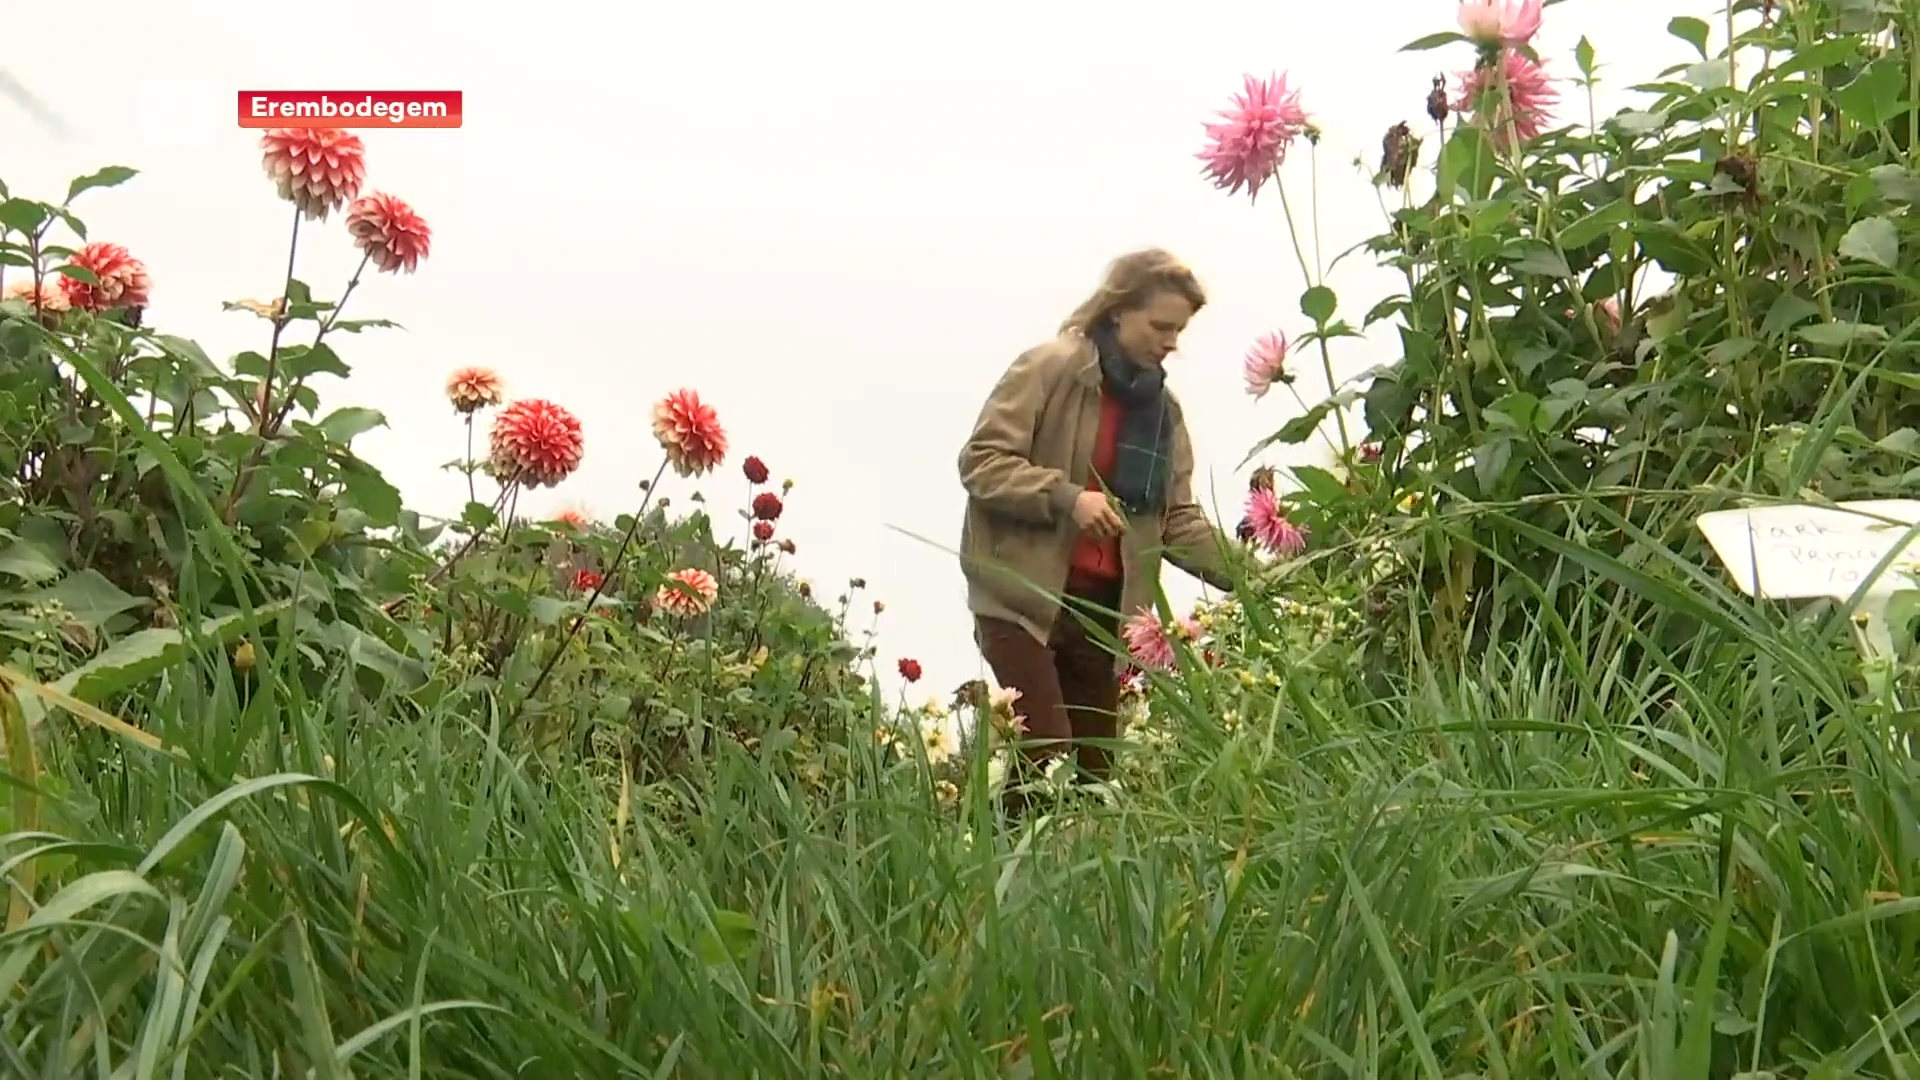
[1837,57,1906,129]
[1838,216,1899,268]
[1485,391,1545,432]
[64,166,139,205]
[0,540,62,583]
[48,264,96,284]
[1607,110,1668,137]
[1797,321,1890,348]
[1667,17,1710,59]
[52,604,284,704]
[279,343,351,380]
[1558,200,1630,249]
[1400,30,1467,51]
[1507,244,1571,279]
[1759,292,1820,338]
[21,570,146,628]
[1437,125,1497,203]
[1870,164,1920,204]
[316,406,387,445]
[528,595,576,625]
[338,457,401,526]
[1300,285,1337,324]
[0,199,50,235]
[1682,59,1731,90]
[1635,224,1715,276]
[1574,36,1596,78]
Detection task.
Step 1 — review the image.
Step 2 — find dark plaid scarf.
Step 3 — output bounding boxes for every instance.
[1091,323,1174,514]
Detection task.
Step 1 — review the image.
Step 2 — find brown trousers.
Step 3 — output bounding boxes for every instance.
[975,577,1123,802]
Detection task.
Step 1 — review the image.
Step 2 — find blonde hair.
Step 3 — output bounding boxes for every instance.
[1059,248,1208,335]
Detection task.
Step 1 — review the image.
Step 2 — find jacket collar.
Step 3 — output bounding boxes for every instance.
[1063,332,1102,388]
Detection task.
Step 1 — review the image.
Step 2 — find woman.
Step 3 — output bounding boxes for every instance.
[958,248,1234,801]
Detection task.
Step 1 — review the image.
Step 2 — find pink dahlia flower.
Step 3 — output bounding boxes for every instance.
[346,192,432,274]
[1122,610,1199,672]
[489,398,585,488]
[260,128,367,220]
[1453,50,1558,148]
[1456,0,1543,48]
[1199,73,1310,202]
[655,568,719,617]
[1245,488,1309,556]
[1243,331,1290,399]
[652,389,728,477]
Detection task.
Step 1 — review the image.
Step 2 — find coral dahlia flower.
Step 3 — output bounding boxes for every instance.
[260,128,367,220]
[1453,50,1558,148]
[1243,331,1290,399]
[1456,0,1543,48]
[346,192,432,274]
[570,569,604,593]
[742,455,770,484]
[651,389,728,477]
[655,567,718,617]
[445,366,504,414]
[59,243,151,312]
[1199,72,1310,202]
[551,507,592,530]
[3,277,70,314]
[1245,488,1309,556]
[488,398,585,489]
[898,657,923,683]
[752,492,784,522]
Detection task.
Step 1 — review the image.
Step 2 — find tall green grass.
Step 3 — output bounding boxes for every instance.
[6,491,1916,1077]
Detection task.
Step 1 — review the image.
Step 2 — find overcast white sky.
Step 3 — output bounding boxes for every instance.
[6,0,1703,696]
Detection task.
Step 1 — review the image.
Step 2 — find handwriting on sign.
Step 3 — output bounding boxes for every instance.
[1695,500,1920,602]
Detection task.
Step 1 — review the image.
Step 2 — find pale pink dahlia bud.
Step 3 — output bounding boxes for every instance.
[1456,0,1543,48]
[346,192,431,274]
[260,128,367,220]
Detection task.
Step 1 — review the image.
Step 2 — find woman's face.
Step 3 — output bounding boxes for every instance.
[1112,291,1194,367]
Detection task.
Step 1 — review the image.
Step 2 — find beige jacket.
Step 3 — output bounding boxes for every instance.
[958,332,1232,646]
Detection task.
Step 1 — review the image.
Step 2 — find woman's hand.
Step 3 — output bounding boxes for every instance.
[1071,490,1126,539]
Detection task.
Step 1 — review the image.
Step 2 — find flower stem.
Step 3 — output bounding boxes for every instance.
[220,205,304,524]
[520,457,672,709]
[464,415,477,505]
[256,205,304,436]
[1274,176,1353,458]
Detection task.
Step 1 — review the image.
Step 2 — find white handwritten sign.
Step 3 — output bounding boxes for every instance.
[1696,500,1920,601]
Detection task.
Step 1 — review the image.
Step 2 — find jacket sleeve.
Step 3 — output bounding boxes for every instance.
[1160,419,1235,591]
[958,348,1084,525]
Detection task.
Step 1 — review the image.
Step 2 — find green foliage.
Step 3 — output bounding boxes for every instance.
[3,1,1920,1075]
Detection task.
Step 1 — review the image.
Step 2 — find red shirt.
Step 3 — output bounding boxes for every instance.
[1067,392,1125,583]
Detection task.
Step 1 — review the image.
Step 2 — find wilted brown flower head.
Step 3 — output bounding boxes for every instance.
[1380,121,1419,188]
[1427,75,1450,123]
